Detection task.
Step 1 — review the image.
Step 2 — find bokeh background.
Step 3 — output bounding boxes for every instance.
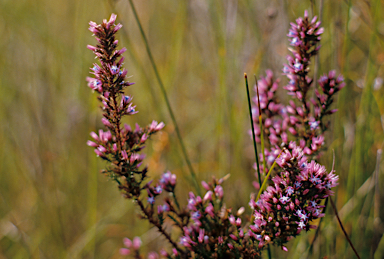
[1,0,384,258]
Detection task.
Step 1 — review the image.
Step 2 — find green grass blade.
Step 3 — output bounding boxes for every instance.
[244,73,261,188]
[127,0,201,196]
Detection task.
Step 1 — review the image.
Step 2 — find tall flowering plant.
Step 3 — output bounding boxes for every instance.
[86,11,342,259]
[247,10,342,249]
[246,10,342,251]
[251,11,345,173]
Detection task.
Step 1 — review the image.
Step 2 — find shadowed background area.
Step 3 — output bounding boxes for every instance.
[1,0,384,258]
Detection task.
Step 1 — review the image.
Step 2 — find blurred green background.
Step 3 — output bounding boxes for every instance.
[1,0,384,258]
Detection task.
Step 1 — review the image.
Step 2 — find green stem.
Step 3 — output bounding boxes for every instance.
[256,151,282,201]
[254,76,271,259]
[171,192,181,211]
[244,74,262,188]
[267,244,272,259]
[255,78,267,174]
[128,0,201,196]
[329,197,361,259]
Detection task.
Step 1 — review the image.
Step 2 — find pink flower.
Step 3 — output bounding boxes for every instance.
[205,203,215,217]
[123,237,132,248]
[147,252,159,259]
[201,181,210,190]
[214,185,224,199]
[119,248,130,255]
[132,237,142,250]
[149,121,165,132]
[203,191,213,202]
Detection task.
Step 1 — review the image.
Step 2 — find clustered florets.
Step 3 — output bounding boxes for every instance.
[86,14,165,201]
[251,11,344,179]
[86,11,341,259]
[248,142,338,250]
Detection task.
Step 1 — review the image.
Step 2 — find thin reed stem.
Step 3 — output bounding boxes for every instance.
[244,73,262,189]
[254,78,267,174]
[128,0,201,196]
[254,75,271,259]
[329,197,361,259]
[374,148,382,219]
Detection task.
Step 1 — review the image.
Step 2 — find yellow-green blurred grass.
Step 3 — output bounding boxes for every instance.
[1,0,384,258]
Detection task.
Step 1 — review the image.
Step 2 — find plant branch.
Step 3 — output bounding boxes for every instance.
[136,199,184,254]
[329,197,361,259]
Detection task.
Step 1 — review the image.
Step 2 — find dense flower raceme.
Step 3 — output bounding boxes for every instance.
[86,12,340,259]
[86,14,188,258]
[86,13,165,200]
[176,177,263,259]
[251,11,345,181]
[248,143,338,249]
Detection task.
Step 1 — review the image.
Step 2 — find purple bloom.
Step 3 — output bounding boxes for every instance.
[191,211,201,220]
[293,61,303,71]
[147,196,155,205]
[299,212,308,221]
[310,175,320,184]
[310,200,317,207]
[279,195,290,204]
[155,185,163,194]
[309,121,320,130]
[286,186,294,196]
[313,209,322,216]
[111,65,119,74]
[298,221,306,229]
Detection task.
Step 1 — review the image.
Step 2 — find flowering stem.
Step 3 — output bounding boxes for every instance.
[136,199,184,254]
[255,77,267,174]
[111,92,123,152]
[171,192,181,211]
[244,73,262,189]
[329,197,361,259]
[128,0,201,196]
[167,213,184,231]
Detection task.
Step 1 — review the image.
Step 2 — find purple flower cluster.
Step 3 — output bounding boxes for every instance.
[176,177,262,258]
[120,236,142,256]
[144,171,177,215]
[86,14,164,200]
[251,11,345,181]
[86,12,341,259]
[284,10,323,101]
[248,143,338,249]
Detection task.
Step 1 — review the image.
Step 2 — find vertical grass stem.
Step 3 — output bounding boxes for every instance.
[254,76,267,174]
[128,0,201,196]
[329,197,361,259]
[244,73,262,188]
